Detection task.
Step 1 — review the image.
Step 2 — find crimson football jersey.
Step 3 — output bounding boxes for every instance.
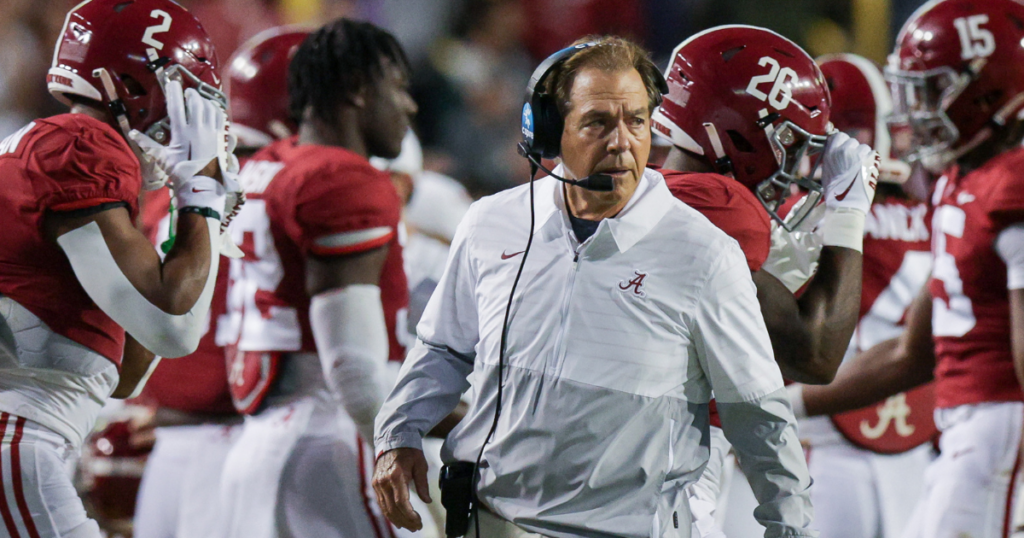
[219,137,408,413]
[929,148,1024,408]
[135,188,236,415]
[660,168,772,272]
[826,193,939,453]
[0,114,141,364]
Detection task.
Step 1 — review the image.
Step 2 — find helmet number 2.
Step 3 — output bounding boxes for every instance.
[953,15,995,60]
[745,56,797,111]
[142,10,173,51]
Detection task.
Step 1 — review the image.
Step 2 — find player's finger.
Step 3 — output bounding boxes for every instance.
[165,80,186,130]
[184,88,203,128]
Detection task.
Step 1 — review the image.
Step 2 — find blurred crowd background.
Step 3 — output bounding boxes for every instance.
[0,0,924,196]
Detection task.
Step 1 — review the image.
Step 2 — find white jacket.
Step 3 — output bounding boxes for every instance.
[376,168,816,538]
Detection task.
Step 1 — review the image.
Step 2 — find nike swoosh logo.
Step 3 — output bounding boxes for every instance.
[501,250,525,260]
[834,178,857,201]
[192,187,210,193]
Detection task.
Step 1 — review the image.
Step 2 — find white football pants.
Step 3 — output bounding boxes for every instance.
[0,414,100,538]
[220,392,402,538]
[133,424,239,538]
[901,402,1023,538]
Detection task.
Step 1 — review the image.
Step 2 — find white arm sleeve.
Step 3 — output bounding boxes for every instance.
[57,219,220,359]
[996,223,1024,290]
[309,284,390,444]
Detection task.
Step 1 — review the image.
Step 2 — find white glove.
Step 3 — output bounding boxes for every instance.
[818,132,880,252]
[761,195,826,292]
[129,81,225,213]
[135,150,170,191]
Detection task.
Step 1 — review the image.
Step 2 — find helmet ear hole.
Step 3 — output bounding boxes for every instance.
[120,74,147,97]
[726,130,756,153]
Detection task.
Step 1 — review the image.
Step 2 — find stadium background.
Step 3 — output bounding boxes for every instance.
[0,0,925,197]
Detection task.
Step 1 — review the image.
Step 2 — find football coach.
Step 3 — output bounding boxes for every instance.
[373,36,816,538]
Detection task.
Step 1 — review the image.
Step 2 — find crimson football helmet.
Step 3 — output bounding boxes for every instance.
[652,25,832,228]
[225,26,310,148]
[818,53,912,184]
[886,0,1024,172]
[48,0,225,144]
[78,420,150,534]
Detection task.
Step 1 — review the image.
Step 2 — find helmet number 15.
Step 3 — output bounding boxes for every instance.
[745,56,797,111]
[953,15,995,60]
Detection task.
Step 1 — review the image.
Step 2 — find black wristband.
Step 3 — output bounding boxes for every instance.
[178,206,221,221]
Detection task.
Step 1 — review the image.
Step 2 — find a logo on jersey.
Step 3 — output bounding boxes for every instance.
[956,191,975,205]
[522,103,534,141]
[864,203,929,242]
[618,270,647,297]
[859,393,915,439]
[501,250,525,260]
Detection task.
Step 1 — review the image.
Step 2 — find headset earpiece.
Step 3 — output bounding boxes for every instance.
[520,42,669,160]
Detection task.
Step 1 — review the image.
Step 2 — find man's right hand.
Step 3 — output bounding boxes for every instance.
[372,447,432,531]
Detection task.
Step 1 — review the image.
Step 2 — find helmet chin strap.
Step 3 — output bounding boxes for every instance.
[92,67,169,191]
[702,122,734,177]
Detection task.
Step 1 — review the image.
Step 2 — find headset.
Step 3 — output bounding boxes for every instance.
[464,43,669,537]
[516,42,669,191]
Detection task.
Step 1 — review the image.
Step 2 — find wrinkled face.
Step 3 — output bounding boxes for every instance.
[559,67,651,203]
[363,59,418,159]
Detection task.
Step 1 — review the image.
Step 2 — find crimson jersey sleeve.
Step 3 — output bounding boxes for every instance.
[28,115,141,216]
[292,163,401,257]
[984,150,1024,230]
[661,169,772,271]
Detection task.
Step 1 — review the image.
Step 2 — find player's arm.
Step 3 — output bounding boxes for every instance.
[44,83,227,359]
[796,283,935,416]
[995,223,1024,389]
[758,132,880,384]
[47,203,215,316]
[307,245,392,445]
[754,246,861,384]
[111,333,159,399]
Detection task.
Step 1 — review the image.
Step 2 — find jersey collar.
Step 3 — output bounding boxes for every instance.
[536,165,673,254]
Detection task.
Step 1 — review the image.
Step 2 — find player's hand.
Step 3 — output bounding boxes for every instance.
[129,80,225,194]
[372,447,432,531]
[820,131,880,215]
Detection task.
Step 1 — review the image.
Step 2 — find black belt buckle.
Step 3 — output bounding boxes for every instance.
[439,462,476,537]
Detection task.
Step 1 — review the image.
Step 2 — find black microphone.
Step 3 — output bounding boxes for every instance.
[517,143,615,192]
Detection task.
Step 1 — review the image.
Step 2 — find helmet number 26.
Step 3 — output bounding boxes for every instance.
[953,15,995,60]
[745,56,797,111]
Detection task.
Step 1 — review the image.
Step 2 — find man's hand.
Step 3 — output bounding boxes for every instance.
[372,447,432,531]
